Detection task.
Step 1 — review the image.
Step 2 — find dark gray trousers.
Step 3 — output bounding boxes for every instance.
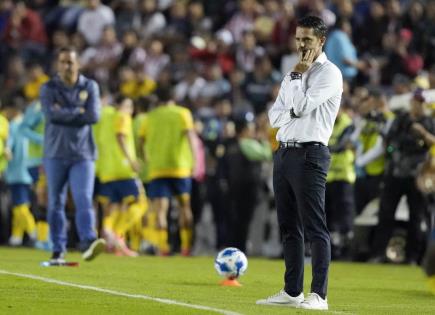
[273,145,331,299]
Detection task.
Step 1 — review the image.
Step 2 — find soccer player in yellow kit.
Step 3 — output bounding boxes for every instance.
[138,87,196,256]
[96,95,147,256]
[0,110,9,175]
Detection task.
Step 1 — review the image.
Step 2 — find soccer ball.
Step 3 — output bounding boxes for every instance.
[214,247,248,279]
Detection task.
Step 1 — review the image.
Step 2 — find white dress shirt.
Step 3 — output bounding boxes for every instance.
[268,52,343,145]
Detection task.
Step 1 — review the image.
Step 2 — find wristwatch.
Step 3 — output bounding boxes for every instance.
[290,72,302,80]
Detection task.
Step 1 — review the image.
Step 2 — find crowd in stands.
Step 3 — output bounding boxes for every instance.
[1,0,435,263]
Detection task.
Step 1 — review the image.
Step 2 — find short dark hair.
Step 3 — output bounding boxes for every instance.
[297,16,328,38]
[56,46,78,59]
[155,86,173,103]
[114,94,130,106]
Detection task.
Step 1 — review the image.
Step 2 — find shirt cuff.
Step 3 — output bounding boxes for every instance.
[290,108,300,118]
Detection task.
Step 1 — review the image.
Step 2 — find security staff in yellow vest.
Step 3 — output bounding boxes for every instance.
[353,89,394,215]
[325,105,355,259]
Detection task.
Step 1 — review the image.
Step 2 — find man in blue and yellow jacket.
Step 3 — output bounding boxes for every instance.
[40,47,105,264]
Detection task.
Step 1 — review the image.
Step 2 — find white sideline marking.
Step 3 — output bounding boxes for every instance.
[0,269,242,315]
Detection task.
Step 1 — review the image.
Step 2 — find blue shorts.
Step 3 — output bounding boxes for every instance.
[147,178,192,198]
[9,184,31,206]
[98,179,141,204]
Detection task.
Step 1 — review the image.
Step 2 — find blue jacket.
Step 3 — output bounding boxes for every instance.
[5,116,33,185]
[40,75,100,160]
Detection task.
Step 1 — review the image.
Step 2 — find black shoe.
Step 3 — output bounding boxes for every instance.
[50,251,66,264]
[82,238,106,261]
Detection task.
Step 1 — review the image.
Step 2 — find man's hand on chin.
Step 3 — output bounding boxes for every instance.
[293,49,316,73]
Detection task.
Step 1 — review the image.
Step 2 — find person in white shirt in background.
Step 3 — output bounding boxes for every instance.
[77,0,115,46]
[257,16,343,311]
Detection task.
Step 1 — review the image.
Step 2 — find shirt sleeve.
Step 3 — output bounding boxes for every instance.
[290,66,343,117]
[268,78,293,128]
[181,109,194,131]
[115,113,131,136]
[0,118,8,141]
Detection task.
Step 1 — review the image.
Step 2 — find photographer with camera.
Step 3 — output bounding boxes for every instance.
[353,89,394,216]
[370,89,435,264]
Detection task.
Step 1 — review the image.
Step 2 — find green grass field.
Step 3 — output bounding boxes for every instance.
[0,247,434,315]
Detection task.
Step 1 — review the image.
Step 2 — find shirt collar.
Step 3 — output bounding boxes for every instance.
[314,52,327,65]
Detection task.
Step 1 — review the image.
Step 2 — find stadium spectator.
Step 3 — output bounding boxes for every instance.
[242,55,281,114]
[142,39,170,81]
[0,55,26,101]
[324,19,359,82]
[118,29,146,70]
[80,25,122,86]
[134,0,167,41]
[1,1,48,63]
[235,30,265,73]
[225,0,257,44]
[77,0,115,46]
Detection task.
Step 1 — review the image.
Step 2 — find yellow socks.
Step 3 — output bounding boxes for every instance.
[19,204,36,238]
[127,222,142,251]
[180,228,193,252]
[11,206,24,239]
[36,221,49,242]
[114,202,146,236]
[429,275,435,296]
[157,229,170,254]
[142,210,158,246]
[10,204,36,245]
[103,210,120,233]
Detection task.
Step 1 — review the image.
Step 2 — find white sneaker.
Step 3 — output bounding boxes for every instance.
[82,238,106,261]
[256,290,304,307]
[299,292,328,310]
[8,236,23,246]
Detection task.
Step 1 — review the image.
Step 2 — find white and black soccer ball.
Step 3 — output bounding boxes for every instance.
[214,247,248,279]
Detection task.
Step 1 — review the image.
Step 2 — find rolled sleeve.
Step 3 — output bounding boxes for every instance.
[291,66,342,117]
[268,79,292,128]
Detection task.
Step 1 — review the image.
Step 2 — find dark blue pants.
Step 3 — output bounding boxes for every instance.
[44,158,96,253]
[273,145,331,299]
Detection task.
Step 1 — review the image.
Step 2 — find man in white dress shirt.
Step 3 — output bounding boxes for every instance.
[256,16,343,310]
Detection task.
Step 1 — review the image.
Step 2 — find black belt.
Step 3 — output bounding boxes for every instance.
[279,141,324,149]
